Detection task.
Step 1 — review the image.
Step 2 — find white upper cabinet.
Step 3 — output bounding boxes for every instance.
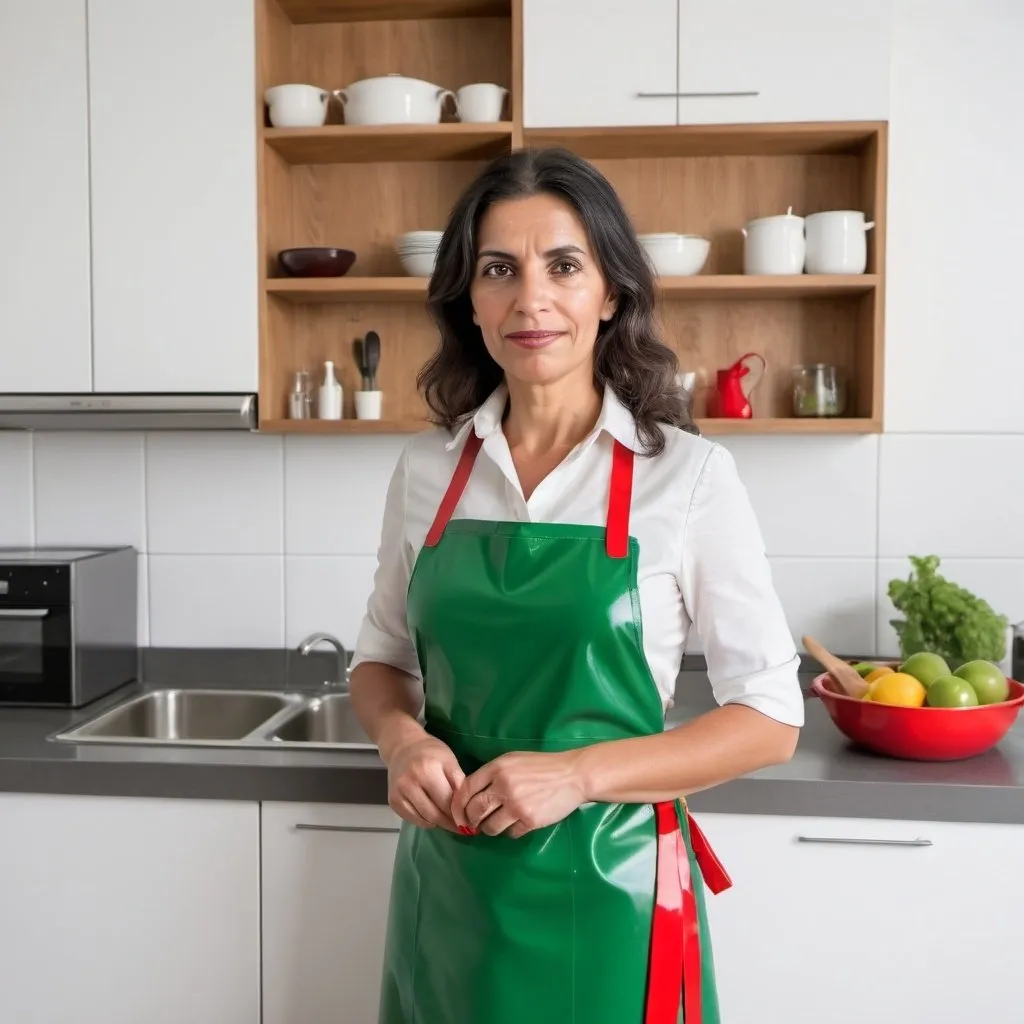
[676,0,892,124]
[87,0,258,393]
[523,0,678,127]
[0,0,93,392]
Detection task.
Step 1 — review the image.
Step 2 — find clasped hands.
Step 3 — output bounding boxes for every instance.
[387,734,587,839]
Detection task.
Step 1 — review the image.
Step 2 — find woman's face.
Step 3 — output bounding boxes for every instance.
[469,193,617,388]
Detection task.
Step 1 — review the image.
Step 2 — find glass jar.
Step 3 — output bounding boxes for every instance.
[792,364,846,417]
[289,369,314,419]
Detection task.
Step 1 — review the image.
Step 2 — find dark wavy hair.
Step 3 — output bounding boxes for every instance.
[417,146,698,455]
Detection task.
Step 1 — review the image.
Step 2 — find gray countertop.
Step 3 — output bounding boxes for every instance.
[2,651,1024,825]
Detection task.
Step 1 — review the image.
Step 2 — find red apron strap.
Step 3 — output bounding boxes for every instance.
[645,804,731,1024]
[606,440,634,558]
[424,430,484,548]
[645,802,686,1024]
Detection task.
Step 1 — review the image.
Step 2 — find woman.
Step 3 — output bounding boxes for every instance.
[349,146,804,1024]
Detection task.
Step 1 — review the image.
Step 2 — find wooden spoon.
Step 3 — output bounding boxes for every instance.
[801,635,870,699]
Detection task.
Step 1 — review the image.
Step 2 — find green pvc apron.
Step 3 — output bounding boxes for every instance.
[378,429,732,1024]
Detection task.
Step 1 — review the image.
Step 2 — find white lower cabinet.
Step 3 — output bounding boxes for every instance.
[261,801,402,1024]
[694,812,1022,1024]
[0,793,260,1024]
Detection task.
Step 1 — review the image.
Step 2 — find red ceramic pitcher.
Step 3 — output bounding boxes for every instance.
[708,352,767,418]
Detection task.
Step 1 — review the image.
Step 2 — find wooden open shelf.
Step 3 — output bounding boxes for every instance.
[266,274,880,303]
[255,0,887,435]
[276,0,510,24]
[522,123,880,159]
[259,416,880,436]
[264,124,513,164]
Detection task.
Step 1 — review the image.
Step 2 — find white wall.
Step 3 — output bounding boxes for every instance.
[0,0,1021,658]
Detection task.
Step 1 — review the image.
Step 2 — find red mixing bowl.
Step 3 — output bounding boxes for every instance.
[811,672,1024,761]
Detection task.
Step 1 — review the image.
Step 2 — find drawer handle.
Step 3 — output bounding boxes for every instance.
[636,90,760,99]
[295,823,400,835]
[797,835,932,848]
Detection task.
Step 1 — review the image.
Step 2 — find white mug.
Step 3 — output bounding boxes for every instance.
[355,390,383,421]
[455,83,508,123]
[741,208,805,275]
[804,210,875,275]
[264,83,329,128]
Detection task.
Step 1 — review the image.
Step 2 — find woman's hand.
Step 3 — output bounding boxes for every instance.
[451,751,586,839]
[386,733,466,834]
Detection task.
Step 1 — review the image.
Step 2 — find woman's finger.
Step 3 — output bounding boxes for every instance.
[390,795,433,830]
[464,785,504,829]
[402,783,459,833]
[452,763,494,824]
[478,806,521,837]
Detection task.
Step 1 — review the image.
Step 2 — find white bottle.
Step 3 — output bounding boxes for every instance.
[317,360,343,420]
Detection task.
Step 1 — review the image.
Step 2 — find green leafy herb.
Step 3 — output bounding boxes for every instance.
[888,554,1009,669]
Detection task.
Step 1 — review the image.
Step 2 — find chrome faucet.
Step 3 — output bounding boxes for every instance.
[298,632,349,689]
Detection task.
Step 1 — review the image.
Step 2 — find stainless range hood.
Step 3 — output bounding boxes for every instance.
[0,394,258,431]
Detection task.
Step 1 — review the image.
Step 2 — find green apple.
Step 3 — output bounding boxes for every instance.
[926,676,980,708]
[852,662,877,678]
[953,660,1009,705]
[899,651,951,688]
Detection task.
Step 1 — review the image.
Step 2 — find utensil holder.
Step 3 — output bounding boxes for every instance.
[355,390,383,420]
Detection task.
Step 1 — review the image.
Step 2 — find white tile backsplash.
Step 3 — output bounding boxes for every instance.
[33,432,145,549]
[768,558,877,656]
[0,433,33,546]
[148,555,284,647]
[6,426,1021,656]
[284,555,379,650]
[879,434,1024,558]
[720,436,878,557]
[284,435,404,555]
[146,432,284,554]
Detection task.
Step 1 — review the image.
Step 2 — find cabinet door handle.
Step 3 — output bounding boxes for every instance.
[294,823,400,835]
[636,90,760,98]
[0,608,50,618]
[797,835,932,848]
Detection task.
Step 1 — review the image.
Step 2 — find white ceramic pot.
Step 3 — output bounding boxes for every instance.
[334,74,455,125]
[355,390,383,421]
[455,83,508,123]
[805,210,875,275]
[264,83,329,128]
[742,208,805,275]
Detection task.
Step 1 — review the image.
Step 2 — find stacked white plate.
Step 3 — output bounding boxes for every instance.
[638,233,710,276]
[396,230,444,276]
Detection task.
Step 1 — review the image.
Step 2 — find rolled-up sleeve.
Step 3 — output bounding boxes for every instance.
[350,442,422,680]
[680,444,804,727]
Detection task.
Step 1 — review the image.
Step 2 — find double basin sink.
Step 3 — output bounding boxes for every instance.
[52,687,376,751]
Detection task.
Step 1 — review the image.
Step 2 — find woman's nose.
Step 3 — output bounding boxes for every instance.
[513,266,552,313]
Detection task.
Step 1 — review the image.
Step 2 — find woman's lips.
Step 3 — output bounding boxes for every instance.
[505,330,562,349]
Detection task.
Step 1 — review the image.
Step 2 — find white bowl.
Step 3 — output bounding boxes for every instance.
[335,75,455,126]
[640,235,710,276]
[399,252,438,276]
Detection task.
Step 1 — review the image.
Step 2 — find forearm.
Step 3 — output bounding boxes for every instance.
[348,661,428,764]
[572,703,799,804]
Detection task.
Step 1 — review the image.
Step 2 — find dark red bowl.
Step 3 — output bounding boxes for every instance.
[278,247,356,277]
[811,672,1024,761]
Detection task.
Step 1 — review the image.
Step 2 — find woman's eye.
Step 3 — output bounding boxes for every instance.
[482,263,513,278]
[554,261,580,275]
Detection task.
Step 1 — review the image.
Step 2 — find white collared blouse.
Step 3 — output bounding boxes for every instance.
[352,383,805,728]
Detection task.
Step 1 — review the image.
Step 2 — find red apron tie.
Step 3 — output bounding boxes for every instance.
[645,802,732,1024]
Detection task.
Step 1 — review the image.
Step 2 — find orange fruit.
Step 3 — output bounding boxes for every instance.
[864,666,895,685]
[866,672,927,708]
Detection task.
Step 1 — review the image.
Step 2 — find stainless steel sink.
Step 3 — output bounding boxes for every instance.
[54,688,305,746]
[265,693,375,750]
